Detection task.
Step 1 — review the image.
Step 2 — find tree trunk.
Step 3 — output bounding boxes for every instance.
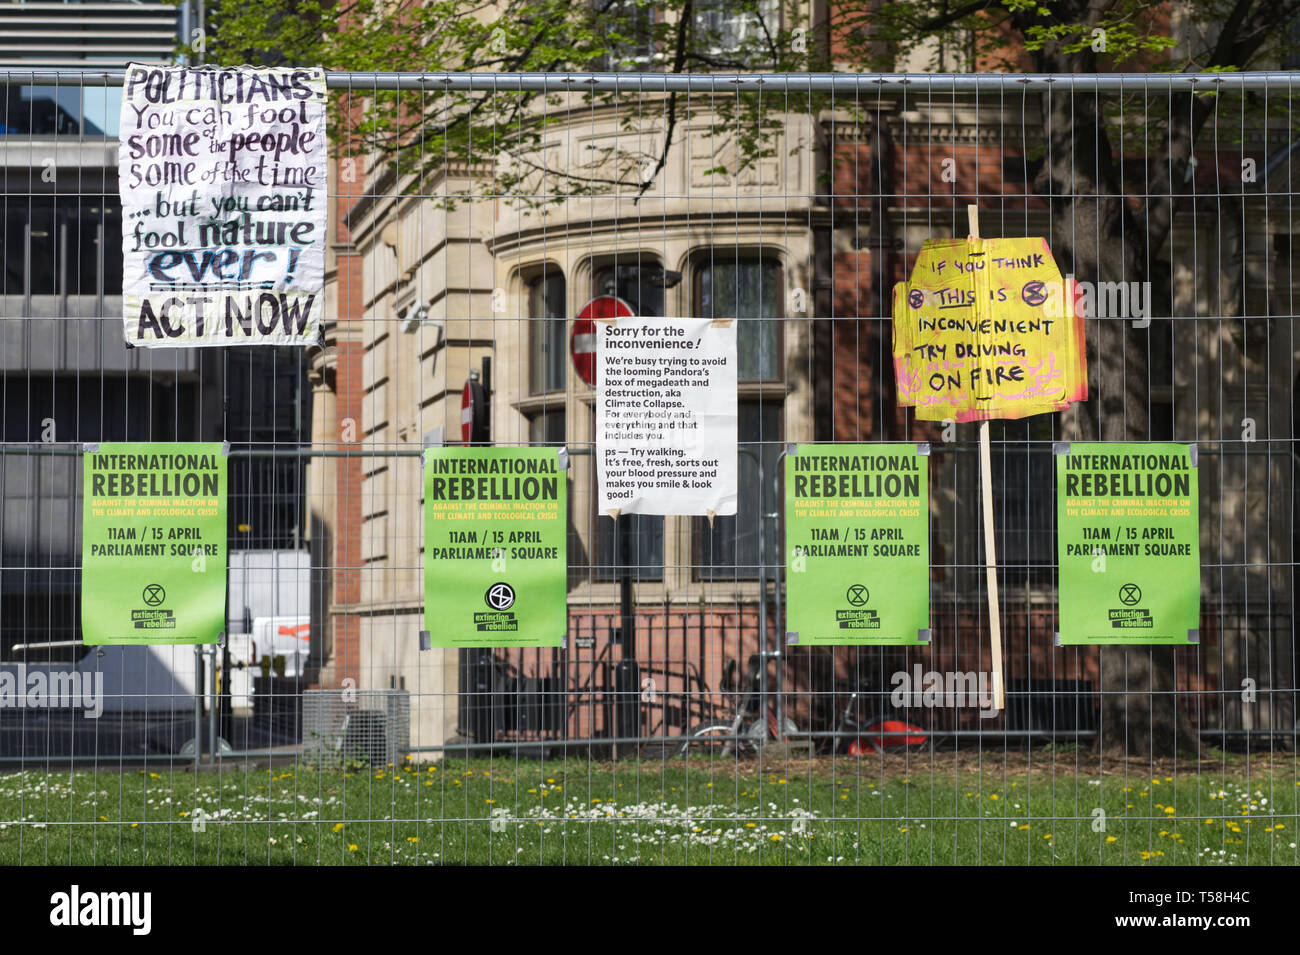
[1031,79,1197,759]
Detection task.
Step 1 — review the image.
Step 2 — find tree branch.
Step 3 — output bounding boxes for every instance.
[1146,0,1300,256]
[915,0,998,34]
[635,0,692,201]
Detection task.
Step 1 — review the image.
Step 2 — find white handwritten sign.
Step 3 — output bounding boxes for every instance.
[119,64,327,347]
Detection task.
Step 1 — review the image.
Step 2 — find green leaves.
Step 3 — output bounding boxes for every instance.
[205,0,821,208]
[201,0,1300,212]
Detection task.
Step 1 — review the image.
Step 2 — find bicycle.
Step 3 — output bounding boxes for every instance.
[677,652,797,757]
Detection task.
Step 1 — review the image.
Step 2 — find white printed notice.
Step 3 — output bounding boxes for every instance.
[118,64,327,347]
[597,317,738,518]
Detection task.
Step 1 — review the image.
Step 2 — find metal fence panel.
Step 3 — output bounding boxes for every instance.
[0,69,1296,866]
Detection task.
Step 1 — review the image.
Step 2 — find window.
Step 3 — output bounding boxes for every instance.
[529,409,565,446]
[592,258,665,318]
[522,270,579,572]
[593,0,657,71]
[528,408,583,575]
[0,85,119,137]
[691,253,784,577]
[225,348,313,549]
[1,197,122,295]
[593,404,664,581]
[694,0,781,57]
[696,255,782,381]
[594,511,665,581]
[591,255,665,579]
[525,269,566,450]
[1,374,199,665]
[694,401,781,578]
[528,271,566,395]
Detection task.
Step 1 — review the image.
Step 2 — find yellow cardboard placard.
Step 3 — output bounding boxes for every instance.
[891,237,1087,422]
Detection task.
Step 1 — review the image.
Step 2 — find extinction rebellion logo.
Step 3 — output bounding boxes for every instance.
[1109,582,1152,629]
[485,582,515,610]
[475,582,518,632]
[131,582,176,630]
[836,583,880,630]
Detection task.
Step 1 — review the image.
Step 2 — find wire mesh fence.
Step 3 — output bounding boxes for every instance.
[0,68,1297,865]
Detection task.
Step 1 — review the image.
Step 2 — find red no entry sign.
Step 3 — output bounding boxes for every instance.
[572,295,634,386]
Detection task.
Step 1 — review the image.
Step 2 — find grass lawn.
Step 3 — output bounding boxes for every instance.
[1,753,1297,865]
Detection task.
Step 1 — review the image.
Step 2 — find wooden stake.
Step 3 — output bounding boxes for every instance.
[968,203,1006,711]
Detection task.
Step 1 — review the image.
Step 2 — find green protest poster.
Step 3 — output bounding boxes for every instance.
[784,443,930,646]
[423,447,567,648]
[81,442,227,645]
[1056,442,1200,645]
